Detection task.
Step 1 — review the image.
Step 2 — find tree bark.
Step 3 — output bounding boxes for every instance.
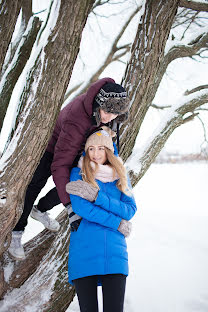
[0,0,22,76]
[127,88,208,186]
[0,16,41,132]
[64,6,141,101]
[22,0,32,26]
[0,0,95,266]
[120,0,180,162]
[179,0,208,12]
[0,210,76,311]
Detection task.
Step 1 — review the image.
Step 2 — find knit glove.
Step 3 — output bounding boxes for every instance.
[66,180,98,202]
[118,219,132,237]
[65,203,82,232]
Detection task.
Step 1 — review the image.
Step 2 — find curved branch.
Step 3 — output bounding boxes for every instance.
[179,0,208,12]
[126,88,208,186]
[165,31,208,66]
[184,84,208,95]
[151,103,171,109]
[64,6,141,99]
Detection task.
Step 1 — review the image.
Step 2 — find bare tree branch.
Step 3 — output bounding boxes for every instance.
[179,0,208,12]
[64,83,83,102]
[151,103,171,109]
[141,31,208,127]
[65,5,141,99]
[196,114,208,142]
[184,84,208,95]
[92,0,111,10]
[167,31,208,61]
[92,0,127,11]
[126,88,208,186]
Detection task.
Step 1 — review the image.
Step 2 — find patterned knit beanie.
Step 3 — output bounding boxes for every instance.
[93,82,129,125]
[85,126,116,152]
[95,83,129,115]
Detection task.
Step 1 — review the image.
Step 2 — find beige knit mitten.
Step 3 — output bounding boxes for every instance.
[118,219,132,237]
[66,180,98,202]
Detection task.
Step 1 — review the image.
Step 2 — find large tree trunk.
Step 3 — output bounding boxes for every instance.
[0,0,22,76]
[0,210,75,312]
[119,0,208,184]
[0,0,95,257]
[120,0,180,161]
[0,0,95,309]
[0,16,42,132]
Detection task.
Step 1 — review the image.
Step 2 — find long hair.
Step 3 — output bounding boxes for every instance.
[82,147,129,195]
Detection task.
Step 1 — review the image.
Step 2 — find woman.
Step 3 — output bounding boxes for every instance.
[66,126,137,312]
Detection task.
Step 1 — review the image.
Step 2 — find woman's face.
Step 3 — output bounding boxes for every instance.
[88,145,107,165]
[100,109,118,124]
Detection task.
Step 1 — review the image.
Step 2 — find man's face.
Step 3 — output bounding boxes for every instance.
[100,109,118,124]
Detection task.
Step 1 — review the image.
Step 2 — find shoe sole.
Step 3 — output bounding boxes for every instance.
[30,215,60,232]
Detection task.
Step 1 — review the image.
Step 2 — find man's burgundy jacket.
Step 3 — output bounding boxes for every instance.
[46,77,115,205]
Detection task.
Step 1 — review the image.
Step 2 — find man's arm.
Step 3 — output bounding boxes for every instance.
[51,122,85,205]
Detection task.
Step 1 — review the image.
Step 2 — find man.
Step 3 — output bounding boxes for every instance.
[8,77,129,260]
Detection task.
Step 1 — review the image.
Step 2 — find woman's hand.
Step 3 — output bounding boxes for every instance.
[66,180,98,202]
[118,219,132,237]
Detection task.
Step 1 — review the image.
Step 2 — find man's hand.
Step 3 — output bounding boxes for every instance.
[65,203,82,232]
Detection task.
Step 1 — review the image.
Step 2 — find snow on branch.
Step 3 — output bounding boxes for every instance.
[0,16,41,133]
[179,0,208,12]
[126,87,208,186]
[184,84,208,95]
[165,25,208,56]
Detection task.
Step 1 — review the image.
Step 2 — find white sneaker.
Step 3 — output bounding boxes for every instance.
[8,231,25,260]
[30,206,60,232]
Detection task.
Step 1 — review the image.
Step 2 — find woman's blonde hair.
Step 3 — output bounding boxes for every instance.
[82,147,129,195]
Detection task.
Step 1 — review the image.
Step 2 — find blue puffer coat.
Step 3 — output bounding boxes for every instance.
[68,167,137,285]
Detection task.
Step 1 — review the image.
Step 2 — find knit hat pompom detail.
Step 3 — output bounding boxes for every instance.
[94,82,129,115]
[85,126,115,152]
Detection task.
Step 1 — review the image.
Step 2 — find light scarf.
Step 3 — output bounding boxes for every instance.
[77,156,119,183]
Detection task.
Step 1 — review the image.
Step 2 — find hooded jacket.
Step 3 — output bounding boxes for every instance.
[68,167,137,285]
[46,77,115,205]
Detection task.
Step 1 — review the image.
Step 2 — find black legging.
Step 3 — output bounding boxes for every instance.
[73,274,126,312]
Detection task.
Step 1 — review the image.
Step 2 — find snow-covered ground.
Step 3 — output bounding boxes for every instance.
[125,163,208,312]
[22,162,208,312]
[1,162,207,311]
